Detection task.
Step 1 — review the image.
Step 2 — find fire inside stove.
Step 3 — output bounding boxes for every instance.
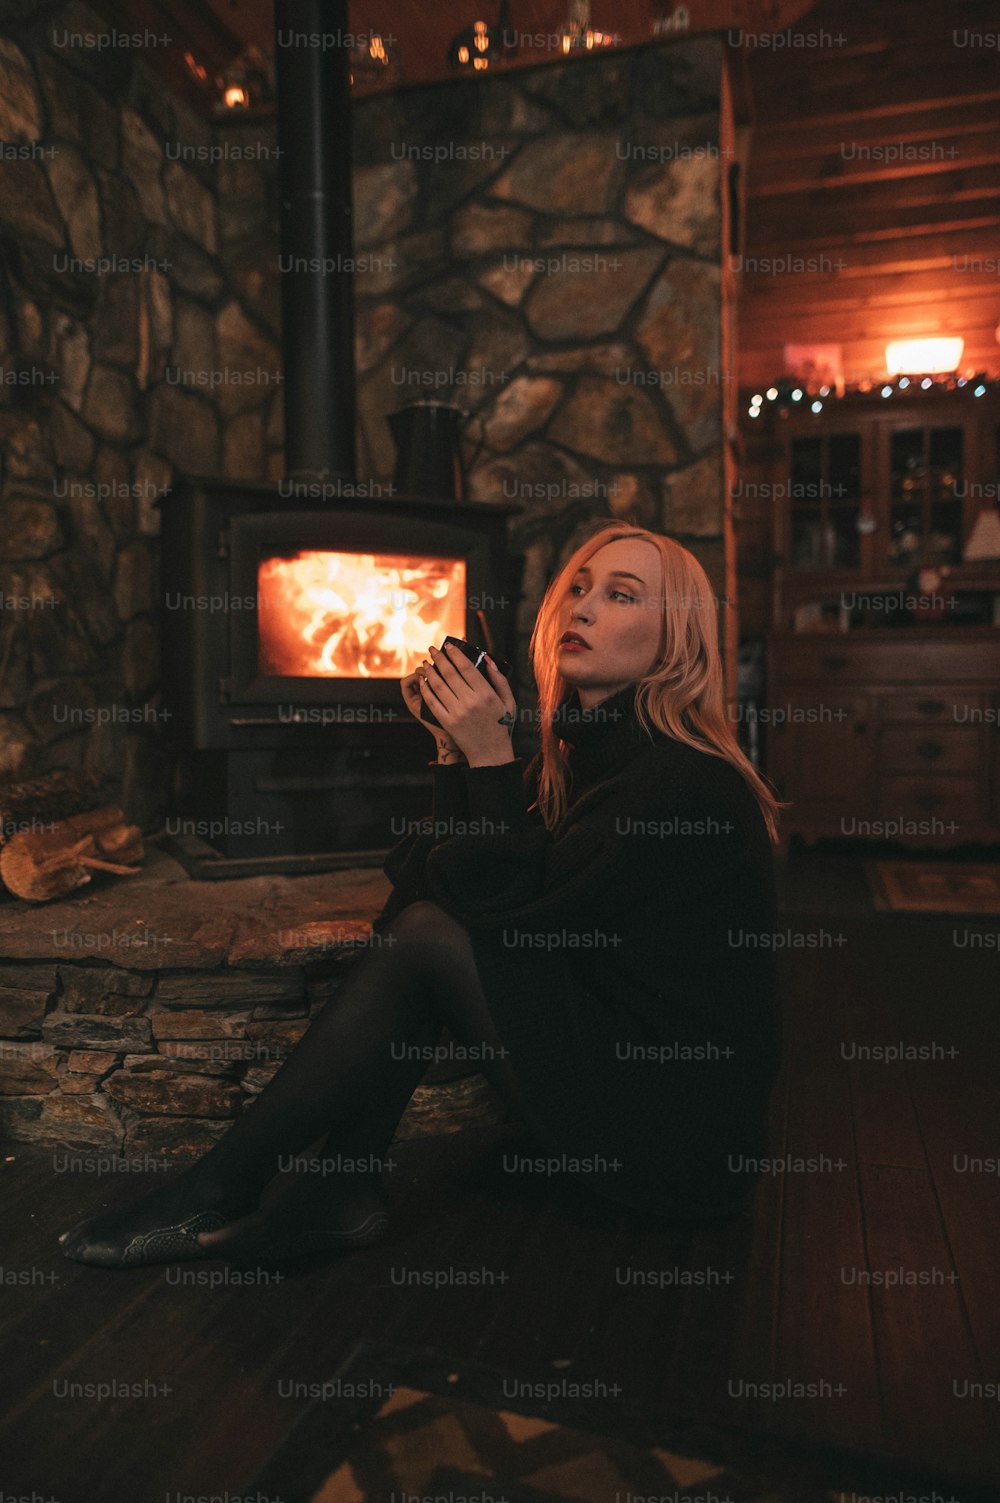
[256,550,467,678]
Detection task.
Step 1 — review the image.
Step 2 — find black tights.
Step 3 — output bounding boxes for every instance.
[191,900,550,1206]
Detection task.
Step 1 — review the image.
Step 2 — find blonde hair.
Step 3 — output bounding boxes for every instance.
[526,520,787,842]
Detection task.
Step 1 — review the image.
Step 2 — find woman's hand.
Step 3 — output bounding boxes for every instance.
[418,642,517,766]
[400,661,466,763]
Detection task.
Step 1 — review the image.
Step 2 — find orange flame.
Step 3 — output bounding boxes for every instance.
[257,551,467,678]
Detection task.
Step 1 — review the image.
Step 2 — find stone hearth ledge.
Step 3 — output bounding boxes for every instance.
[0,846,508,1155]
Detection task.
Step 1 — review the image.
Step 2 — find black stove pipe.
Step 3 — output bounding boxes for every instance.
[274,0,356,484]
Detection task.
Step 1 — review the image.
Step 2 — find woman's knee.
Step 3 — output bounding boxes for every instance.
[382,900,472,965]
[386,899,461,940]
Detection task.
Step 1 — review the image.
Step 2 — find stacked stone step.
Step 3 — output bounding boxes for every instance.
[0,943,507,1161]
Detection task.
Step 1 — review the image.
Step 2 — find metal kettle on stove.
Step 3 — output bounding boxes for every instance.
[388,400,479,502]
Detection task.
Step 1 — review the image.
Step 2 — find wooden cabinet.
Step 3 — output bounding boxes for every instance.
[766,691,873,820]
[744,387,1000,846]
[766,630,1000,847]
[754,386,1000,630]
[744,387,1000,845]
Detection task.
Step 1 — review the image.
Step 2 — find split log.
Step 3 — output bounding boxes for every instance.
[0,805,144,903]
[0,769,107,844]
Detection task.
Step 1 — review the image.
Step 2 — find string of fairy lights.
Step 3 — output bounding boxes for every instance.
[747,373,998,420]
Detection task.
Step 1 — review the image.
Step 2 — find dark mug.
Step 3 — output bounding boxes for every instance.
[418,636,512,729]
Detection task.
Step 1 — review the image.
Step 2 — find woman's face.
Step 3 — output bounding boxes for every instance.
[556,538,665,709]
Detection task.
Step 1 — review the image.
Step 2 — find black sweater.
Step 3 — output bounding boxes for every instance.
[372,685,783,1220]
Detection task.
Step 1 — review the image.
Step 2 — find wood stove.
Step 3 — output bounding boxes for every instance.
[156,0,522,875]
[157,478,521,873]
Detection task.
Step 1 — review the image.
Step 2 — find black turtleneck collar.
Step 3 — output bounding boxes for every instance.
[550,684,655,770]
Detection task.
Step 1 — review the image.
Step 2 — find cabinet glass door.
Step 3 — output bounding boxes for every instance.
[789,433,861,568]
[889,426,963,566]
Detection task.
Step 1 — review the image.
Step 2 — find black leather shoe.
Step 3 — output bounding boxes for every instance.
[59,1208,230,1269]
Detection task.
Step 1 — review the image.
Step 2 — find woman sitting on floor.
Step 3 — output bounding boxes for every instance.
[58,519,785,1267]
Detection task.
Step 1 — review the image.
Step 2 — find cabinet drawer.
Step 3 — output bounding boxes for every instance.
[769,634,1000,684]
[879,690,984,723]
[878,725,981,774]
[876,775,984,827]
[768,640,875,681]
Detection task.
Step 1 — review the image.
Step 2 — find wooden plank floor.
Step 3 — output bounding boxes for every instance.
[1,854,998,1500]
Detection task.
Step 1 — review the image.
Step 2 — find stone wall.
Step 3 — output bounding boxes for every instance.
[0,952,503,1156]
[0,956,311,1156]
[1,9,731,836]
[351,40,732,691]
[0,4,282,830]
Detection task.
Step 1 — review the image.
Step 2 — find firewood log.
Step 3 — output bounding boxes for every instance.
[0,769,107,844]
[0,805,144,902]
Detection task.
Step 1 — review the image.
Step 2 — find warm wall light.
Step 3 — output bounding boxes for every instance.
[349,31,400,86]
[449,1,515,71]
[214,44,274,113]
[559,0,618,52]
[885,337,965,375]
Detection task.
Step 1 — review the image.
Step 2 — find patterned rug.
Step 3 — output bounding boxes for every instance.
[245,1343,997,1503]
[866,860,1000,913]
